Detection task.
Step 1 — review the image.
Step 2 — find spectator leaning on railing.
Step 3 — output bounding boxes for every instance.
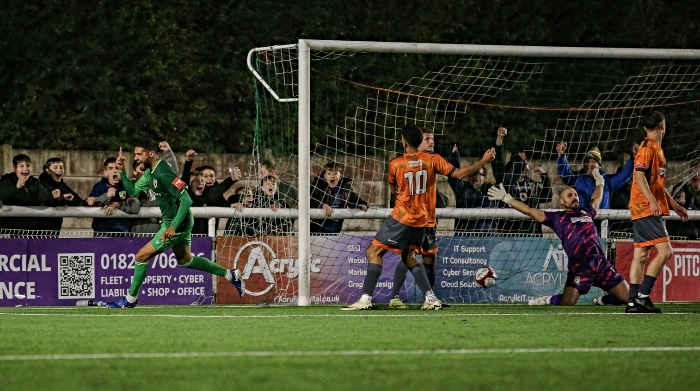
[87,157,140,236]
[0,154,52,234]
[38,157,85,235]
[310,161,368,234]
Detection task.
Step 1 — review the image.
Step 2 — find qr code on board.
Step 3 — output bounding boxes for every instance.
[58,253,95,299]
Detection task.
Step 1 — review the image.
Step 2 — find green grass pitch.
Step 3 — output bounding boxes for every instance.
[1,303,699,391]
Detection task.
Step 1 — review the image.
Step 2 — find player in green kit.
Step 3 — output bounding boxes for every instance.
[104,140,244,308]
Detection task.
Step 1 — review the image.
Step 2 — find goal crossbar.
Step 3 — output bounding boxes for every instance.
[303,40,700,59]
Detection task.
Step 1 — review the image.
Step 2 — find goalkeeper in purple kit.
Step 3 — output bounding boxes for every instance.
[488,168,629,306]
[103,140,244,308]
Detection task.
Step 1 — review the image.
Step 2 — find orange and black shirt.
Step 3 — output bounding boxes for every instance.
[630,137,669,220]
[388,151,455,228]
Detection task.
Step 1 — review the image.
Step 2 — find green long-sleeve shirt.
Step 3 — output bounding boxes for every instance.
[120,159,192,230]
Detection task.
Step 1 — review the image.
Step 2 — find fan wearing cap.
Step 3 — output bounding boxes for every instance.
[556,143,639,209]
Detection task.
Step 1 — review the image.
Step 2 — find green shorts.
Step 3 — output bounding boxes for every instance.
[150,218,193,251]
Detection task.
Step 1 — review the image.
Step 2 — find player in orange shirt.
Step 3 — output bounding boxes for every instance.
[342,124,496,310]
[626,111,688,313]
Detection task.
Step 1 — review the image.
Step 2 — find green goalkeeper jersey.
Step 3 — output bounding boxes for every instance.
[120,159,192,230]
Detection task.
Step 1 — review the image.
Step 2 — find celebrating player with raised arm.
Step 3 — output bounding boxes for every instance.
[342,124,496,310]
[488,168,629,306]
[103,141,244,308]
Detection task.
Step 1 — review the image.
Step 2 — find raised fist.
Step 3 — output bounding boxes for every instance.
[556,142,567,156]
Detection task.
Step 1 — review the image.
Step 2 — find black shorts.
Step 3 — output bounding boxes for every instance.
[633,216,669,248]
[372,216,426,254]
[416,226,438,255]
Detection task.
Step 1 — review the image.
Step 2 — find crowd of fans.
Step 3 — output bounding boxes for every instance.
[0,130,697,240]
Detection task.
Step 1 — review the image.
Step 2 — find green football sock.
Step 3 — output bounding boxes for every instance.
[128,261,149,298]
[180,256,227,276]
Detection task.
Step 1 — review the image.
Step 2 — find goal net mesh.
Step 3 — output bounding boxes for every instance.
[216,44,700,305]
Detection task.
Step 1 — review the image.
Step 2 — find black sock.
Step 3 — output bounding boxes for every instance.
[410,264,432,294]
[628,284,640,304]
[362,263,383,296]
[390,261,408,297]
[424,263,435,288]
[639,275,657,297]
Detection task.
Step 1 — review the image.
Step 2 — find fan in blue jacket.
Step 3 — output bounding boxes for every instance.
[556,143,638,209]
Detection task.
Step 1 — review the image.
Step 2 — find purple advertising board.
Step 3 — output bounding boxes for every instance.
[219,235,605,305]
[0,237,213,306]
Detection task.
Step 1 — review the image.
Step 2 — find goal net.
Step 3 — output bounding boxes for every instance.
[216,41,700,306]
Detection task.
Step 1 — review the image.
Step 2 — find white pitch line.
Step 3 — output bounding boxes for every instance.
[0,312,695,319]
[2,346,700,361]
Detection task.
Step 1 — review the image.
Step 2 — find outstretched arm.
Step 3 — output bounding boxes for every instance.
[450,148,496,180]
[488,183,545,222]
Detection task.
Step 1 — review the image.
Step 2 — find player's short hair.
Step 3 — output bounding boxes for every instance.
[44,157,63,170]
[643,111,665,130]
[260,159,277,171]
[12,154,31,167]
[103,157,117,169]
[261,175,280,186]
[134,139,160,153]
[323,161,344,174]
[420,127,434,136]
[195,165,215,173]
[401,124,424,148]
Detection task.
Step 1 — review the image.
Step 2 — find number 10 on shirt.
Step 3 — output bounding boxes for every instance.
[404,169,428,195]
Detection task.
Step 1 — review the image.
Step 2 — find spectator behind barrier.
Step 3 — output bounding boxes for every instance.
[226,186,261,236]
[181,149,241,235]
[38,157,85,235]
[447,128,505,234]
[260,159,298,208]
[0,153,52,234]
[556,142,638,209]
[88,157,140,236]
[500,153,552,234]
[310,161,368,234]
[254,175,293,236]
